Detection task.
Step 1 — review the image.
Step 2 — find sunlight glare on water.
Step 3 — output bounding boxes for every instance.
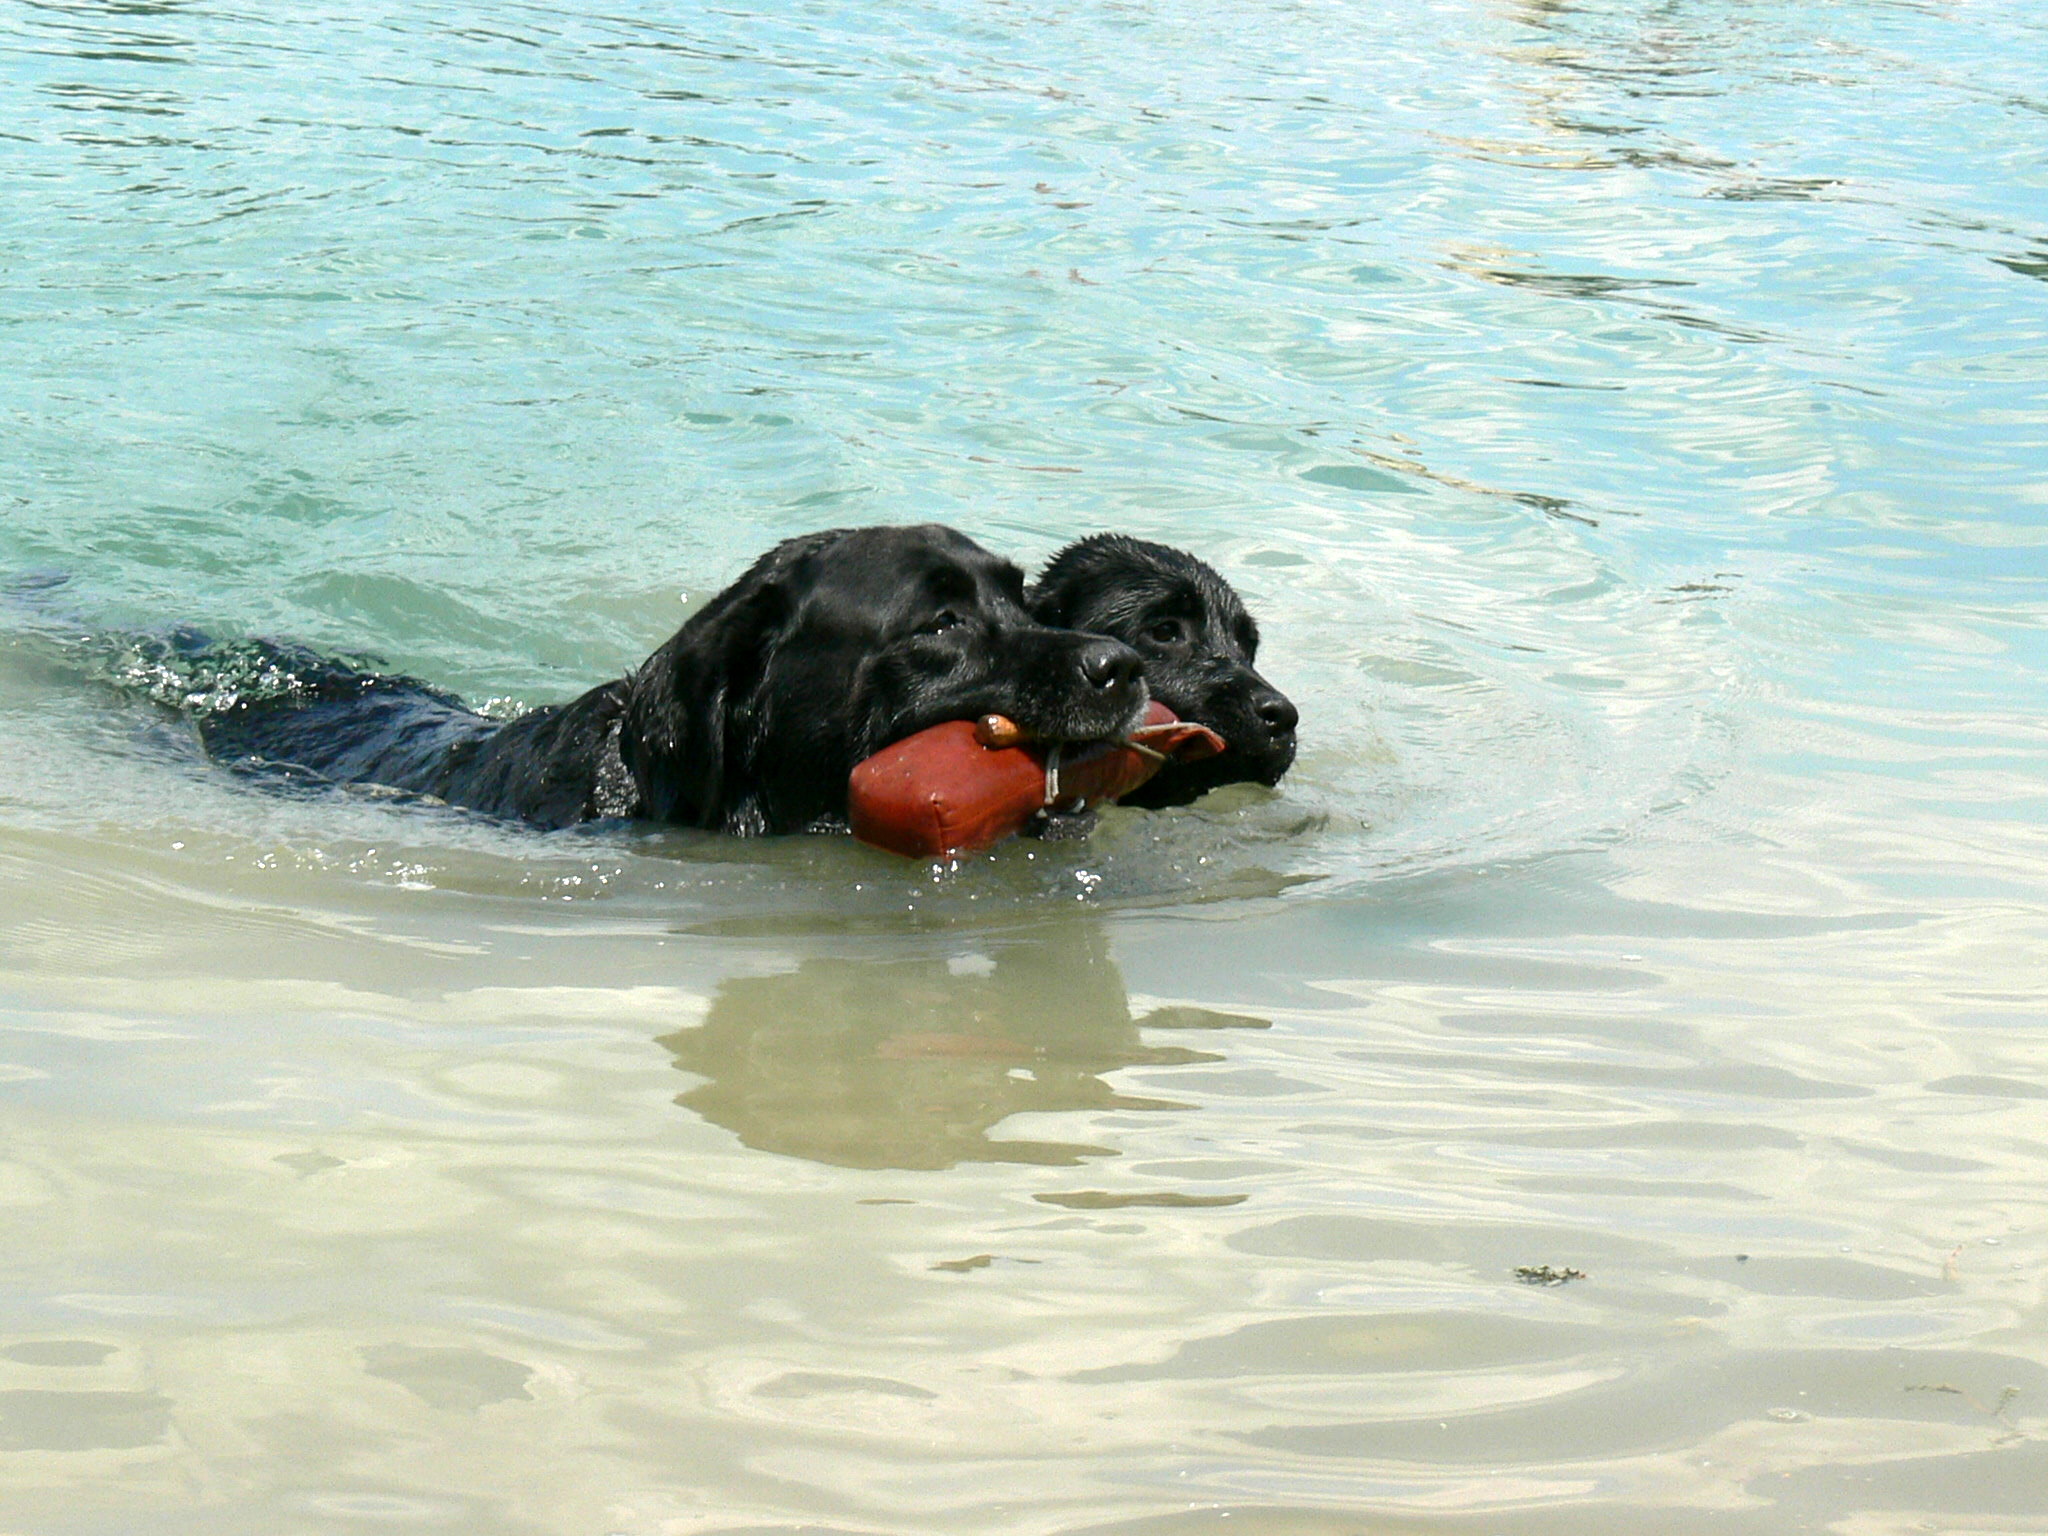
[2,0,2046,1532]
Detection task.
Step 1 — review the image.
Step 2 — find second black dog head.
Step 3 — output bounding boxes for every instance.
[1030,534,1297,808]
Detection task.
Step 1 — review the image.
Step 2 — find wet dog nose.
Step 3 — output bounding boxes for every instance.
[1079,639,1143,694]
[1256,691,1298,738]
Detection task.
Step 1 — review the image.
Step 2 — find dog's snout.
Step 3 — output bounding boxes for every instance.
[1079,640,1142,694]
[1256,691,1299,738]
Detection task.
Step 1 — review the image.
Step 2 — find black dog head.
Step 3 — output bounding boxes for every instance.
[1029,534,1297,808]
[623,525,1147,834]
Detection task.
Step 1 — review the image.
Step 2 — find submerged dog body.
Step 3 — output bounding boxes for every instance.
[196,525,1148,834]
[1028,535,1297,807]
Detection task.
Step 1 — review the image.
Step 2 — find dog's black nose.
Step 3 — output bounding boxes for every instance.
[1256,691,1298,738]
[1079,640,1142,693]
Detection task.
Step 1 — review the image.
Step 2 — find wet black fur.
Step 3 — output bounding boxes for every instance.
[1028,535,1297,808]
[195,525,1147,834]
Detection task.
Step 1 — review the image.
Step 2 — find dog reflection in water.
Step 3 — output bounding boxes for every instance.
[657,921,1267,1171]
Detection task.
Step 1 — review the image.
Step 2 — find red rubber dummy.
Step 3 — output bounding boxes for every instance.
[848,701,1226,858]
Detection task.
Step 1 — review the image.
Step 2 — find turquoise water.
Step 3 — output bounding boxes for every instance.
[3,1,2047,1531]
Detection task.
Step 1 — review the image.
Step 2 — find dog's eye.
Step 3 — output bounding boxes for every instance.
[917,610,965,637]
[1144,618,1185,645]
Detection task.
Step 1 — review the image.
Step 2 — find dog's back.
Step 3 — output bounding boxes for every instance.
[193,646,634,829]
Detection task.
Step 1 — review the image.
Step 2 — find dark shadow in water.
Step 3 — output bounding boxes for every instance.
[657,918,1269,1170]
[1994,244,2048,282]
[1442,245,1777,346]
[1456,266,1696,299]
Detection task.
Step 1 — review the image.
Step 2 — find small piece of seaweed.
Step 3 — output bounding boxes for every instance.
[1514,1265,1587,1286]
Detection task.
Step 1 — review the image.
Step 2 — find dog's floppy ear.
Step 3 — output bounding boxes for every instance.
[622,543,815,829]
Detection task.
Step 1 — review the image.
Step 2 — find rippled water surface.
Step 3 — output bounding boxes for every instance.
[3,1,2046,1531]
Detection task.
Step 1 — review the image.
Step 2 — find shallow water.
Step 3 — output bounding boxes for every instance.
[3,0,2047,1531]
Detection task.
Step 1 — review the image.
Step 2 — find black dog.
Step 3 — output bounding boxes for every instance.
[192,525,1147,834]
[1028,534,1297,808]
